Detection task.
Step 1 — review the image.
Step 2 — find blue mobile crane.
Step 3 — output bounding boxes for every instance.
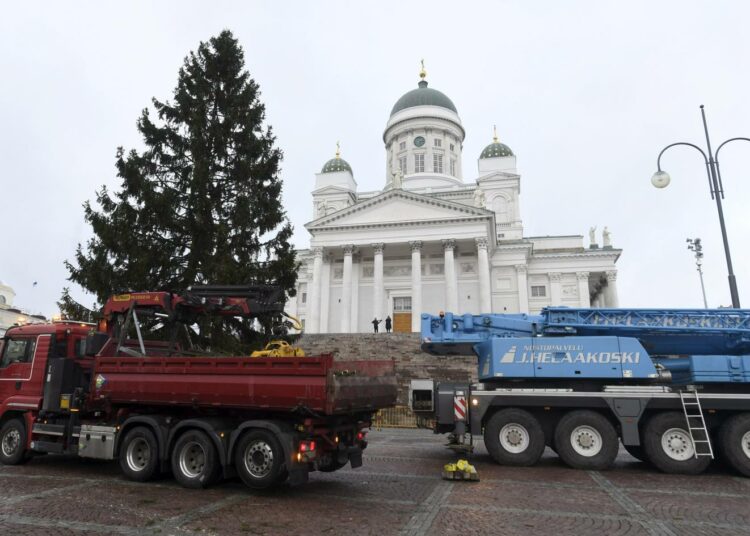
[410,308,750,475]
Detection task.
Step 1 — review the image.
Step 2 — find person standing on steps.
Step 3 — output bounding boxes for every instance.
[385,316,392,333]
[371,318,382,333]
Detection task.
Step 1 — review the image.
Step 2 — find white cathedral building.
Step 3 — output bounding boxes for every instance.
[286,67,621,333]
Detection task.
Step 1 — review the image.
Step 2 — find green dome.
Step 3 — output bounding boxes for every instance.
[321,157,352,174]
[480,141,514,159]
[390,80,458,116]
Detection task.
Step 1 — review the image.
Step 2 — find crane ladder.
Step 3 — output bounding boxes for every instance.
[679,389,714,459]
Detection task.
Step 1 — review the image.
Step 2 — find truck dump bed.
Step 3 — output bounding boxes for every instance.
[90,354,397,415]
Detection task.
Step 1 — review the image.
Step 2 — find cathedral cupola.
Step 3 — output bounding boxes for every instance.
[383,61,466,190]
[480,126,514,159]
[321,142,353,174]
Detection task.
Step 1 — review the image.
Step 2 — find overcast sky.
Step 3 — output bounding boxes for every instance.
[2,1,750,316]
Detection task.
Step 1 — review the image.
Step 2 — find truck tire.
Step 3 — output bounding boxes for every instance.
[484,408,545,466]
[171,430,221,489]
[119,426,160,482]
[554,410,618,470]
[0,418,27,465]
[234,429,286,489]
[643,412,711,475]
[718,413,750,477]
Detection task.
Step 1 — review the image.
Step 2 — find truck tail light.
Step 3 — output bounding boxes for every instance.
[297,440,317,462]
[357,431,366,441]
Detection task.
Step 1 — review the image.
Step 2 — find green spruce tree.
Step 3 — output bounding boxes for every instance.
[65,30,297,349]
[56,287,97,323]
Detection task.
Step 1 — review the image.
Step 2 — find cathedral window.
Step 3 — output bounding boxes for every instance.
[393,296,412,312]
[450,143,455,152]
[434,138,442,147]
[399,141,406,151]
[433,154,443,173]
[415,154,425,173]
[399,156,407,173]
[531,285,547,297]
[450,158,456,176]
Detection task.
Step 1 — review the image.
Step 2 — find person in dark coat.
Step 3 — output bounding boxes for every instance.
[385,316,392,333]
[371,318,382,333]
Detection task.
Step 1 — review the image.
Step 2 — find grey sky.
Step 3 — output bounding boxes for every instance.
[2,1,749,316]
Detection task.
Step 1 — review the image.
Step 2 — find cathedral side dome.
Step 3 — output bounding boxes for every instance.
[480,126,514,158]
[480,142,514,158]
[321,157,352,174]
[321,142,352,174]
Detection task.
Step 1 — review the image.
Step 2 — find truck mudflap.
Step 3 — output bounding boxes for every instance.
[327,360,398,414]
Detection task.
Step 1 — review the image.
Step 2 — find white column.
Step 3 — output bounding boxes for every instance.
[549,272,562,306]
[443,239,458,312]
[605,271,619,308]
[340,245,354,333]
[373,243,385,322]
[476,237,491,313]
[320,257,331,332]
[576,272,591,307]
[307,248,323,333]
[516,265,529,313]
[410,240,423,332]
[351,253,360,332]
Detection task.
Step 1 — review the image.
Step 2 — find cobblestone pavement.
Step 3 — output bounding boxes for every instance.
[1,428,749,535]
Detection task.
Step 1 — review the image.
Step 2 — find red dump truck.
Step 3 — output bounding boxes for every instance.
[0,286,397,489]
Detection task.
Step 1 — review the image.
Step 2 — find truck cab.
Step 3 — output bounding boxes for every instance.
[0,322,93,463]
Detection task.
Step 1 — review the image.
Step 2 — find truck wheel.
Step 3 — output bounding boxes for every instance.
[643,412,711,475]
[234,430,286,489]
[171,430,221,489]
[0,418,27,465]
[119,426,159,482]
[554,410,618,470]
[484,408,545,466]
[718,413,750,477]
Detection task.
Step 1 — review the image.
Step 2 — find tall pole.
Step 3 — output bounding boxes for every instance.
[697,264,708,309]
[700,105,741,308]
[688,238,708,309]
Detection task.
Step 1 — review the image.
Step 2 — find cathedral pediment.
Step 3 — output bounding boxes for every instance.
[306,189,491,230]
[477,170,520,182]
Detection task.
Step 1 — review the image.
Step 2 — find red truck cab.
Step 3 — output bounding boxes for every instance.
[0,322,92,461]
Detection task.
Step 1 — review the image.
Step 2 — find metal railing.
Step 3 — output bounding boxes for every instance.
[373,405,434,430]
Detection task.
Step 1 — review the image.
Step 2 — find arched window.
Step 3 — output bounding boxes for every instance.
[0,295,6,305]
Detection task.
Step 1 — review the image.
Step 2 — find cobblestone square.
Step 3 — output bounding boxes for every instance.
[0,428,748,536]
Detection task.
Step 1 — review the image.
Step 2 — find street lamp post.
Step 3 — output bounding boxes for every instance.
[651,105,749,308]
[687,238,708,309]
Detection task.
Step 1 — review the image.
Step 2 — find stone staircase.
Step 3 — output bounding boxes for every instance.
[297,333,477,405]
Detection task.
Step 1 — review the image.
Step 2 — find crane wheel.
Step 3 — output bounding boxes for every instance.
[171,430,221,489]
[0,418,28,465]
[643,412,711,475]
[484,408,545,466]
[718,413,750,477]
[554,410,618,470]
